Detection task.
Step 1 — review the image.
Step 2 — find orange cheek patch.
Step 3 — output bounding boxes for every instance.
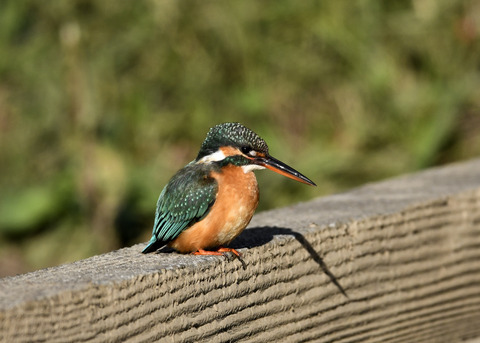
[220,146,242,157]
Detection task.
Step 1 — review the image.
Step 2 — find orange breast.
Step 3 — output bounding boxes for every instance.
[168,165,259,253]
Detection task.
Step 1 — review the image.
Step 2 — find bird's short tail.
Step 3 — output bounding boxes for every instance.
[142,238,165,254]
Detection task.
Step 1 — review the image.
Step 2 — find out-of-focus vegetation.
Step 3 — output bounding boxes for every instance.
[0,1,479,276]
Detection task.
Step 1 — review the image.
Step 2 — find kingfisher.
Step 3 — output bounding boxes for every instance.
[142,122,316,256]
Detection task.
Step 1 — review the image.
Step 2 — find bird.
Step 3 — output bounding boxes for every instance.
[142,122,316,256]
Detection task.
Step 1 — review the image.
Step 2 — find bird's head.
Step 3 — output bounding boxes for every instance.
[196,122,316,186]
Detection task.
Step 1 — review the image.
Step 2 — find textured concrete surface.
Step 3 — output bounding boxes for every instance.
[1,159,480,342]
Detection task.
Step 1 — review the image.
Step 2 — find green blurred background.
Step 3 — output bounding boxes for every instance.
[1,1,479,277]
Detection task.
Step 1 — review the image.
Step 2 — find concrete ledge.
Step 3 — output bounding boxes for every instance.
[1,159,480,342]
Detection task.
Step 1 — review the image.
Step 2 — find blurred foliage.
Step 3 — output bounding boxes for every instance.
[0,0,479,276]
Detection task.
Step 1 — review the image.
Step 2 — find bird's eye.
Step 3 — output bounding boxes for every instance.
[241,146,257,157]
[241,146,252,155]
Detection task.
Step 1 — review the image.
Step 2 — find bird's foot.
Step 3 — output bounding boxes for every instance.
[192,247,241,257]
[217,247,241,257]
[192,249,224,256]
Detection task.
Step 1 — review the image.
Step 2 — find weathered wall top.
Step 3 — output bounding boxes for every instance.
[1,159,480,342]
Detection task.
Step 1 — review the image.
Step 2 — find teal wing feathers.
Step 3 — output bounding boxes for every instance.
[142,163,218,253]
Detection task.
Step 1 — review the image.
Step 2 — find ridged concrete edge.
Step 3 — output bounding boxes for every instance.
[1,158,480,343]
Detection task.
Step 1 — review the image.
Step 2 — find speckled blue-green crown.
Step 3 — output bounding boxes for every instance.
[196,123,269,160]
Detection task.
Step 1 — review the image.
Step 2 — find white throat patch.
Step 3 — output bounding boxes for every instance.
[241,164,265,173]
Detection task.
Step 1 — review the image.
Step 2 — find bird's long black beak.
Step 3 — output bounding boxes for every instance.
[254,155,316,186]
